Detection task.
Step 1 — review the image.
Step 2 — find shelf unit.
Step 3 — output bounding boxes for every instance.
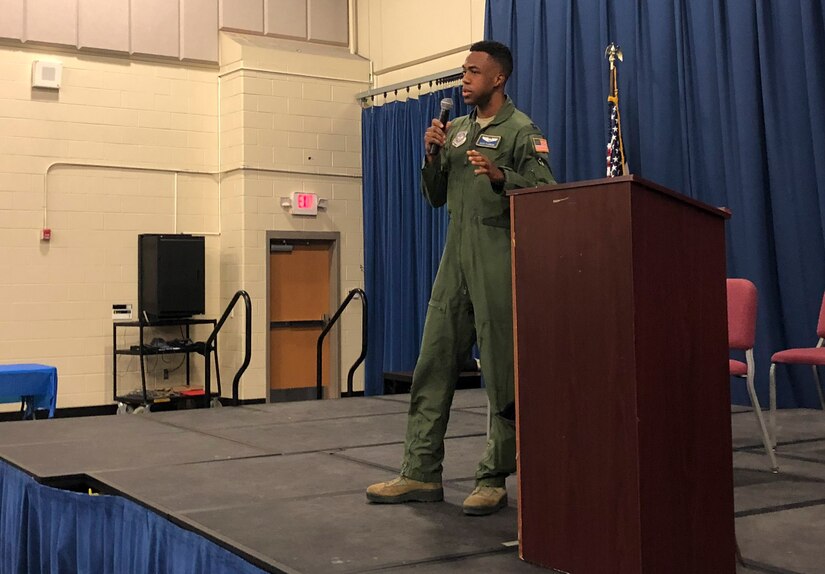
[112,317,218,410]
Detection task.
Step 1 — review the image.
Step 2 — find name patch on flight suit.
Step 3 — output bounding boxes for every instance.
[452,131,468,147]
[475,134,502,149]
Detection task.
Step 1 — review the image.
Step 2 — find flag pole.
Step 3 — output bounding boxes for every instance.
[605,43,628,176]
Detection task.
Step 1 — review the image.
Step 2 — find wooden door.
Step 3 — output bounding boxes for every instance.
[269,241,333,401]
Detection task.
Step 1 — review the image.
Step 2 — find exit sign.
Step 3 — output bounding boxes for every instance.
[290,192,318,216]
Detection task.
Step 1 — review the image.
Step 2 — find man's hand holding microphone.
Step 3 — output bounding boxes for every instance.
[424,98,453,163]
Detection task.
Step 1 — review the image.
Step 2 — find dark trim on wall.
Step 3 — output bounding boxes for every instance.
[0,398,267,423]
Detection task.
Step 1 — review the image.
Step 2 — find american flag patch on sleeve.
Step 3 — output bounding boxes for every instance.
[531,136,549,154]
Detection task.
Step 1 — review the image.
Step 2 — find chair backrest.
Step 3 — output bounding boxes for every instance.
[817,291,825,338]
[727,278,757,350]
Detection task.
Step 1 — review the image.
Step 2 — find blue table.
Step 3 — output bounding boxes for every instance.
[0,364,57,419]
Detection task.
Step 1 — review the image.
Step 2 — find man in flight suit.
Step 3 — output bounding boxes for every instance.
[367,41,555,515]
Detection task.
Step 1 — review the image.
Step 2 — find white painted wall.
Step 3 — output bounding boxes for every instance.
[0,46,221,409]
[218,33,369,401]
[0,32,368,411]
[355,0,485,89]
[0,0,481,411]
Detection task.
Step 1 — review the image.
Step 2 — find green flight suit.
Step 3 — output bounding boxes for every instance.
[400,96,556,487]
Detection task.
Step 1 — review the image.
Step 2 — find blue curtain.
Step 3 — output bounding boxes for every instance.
[485,0,825,408]
[362,87,470,395]
[0,460,265,574]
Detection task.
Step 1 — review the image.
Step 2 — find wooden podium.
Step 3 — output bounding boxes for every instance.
[508,176,735,573]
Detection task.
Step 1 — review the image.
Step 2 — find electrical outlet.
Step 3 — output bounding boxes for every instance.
[163,369,169,380]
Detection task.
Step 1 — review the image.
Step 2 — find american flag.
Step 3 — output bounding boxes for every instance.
[606,95,625,177]
[605,43,626,177]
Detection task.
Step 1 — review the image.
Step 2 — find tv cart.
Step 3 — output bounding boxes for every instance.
[112,317,220,412]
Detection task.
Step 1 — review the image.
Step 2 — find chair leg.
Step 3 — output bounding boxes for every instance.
[745,373,779,472]
[812,365,825,411]
[769,363,777,449]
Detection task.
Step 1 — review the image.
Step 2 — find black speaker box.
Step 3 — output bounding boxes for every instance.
[138,234,205,321]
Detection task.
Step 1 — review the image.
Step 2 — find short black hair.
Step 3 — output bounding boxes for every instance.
[469,41,513,80]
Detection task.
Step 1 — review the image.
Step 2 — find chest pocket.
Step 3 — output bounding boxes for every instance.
[484,147,511,166]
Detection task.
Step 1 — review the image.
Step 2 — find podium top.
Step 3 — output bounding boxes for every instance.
[507,175,731,219]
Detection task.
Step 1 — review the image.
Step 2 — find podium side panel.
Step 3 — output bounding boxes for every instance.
[630,183,735,573]
[512,182,643,573]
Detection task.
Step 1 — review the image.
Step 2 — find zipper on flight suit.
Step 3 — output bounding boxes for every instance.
[456,118,482,266]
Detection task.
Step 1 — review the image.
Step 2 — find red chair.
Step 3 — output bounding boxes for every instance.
[727,279,778,471]
[769,291,825,448]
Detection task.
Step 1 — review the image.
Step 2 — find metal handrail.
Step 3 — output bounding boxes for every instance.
[316,288,368,399]
[203,290,252,406]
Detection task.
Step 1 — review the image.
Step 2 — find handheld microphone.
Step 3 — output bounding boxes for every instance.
[428,98,454,155]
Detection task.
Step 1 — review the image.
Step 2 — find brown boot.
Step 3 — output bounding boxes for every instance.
[366,476,443,503]
[462,486,507,516]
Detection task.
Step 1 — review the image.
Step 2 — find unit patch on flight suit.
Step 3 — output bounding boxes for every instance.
[452,131,468,147]
[475,134,502,149]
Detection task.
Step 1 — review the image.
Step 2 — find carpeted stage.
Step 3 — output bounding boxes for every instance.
[1,389,824,573]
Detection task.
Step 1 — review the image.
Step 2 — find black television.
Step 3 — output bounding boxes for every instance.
[138,234,205,322]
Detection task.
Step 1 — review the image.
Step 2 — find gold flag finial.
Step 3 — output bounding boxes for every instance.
[604,43,624,70]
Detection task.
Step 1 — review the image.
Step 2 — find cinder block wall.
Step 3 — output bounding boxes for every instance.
[218,34,369,400]
[0,33,369,409]
[0,0,486,410]
[0,46,220,408]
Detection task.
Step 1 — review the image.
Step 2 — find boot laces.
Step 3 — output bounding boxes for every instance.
[472,486,503,497]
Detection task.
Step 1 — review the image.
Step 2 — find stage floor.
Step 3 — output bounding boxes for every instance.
[1,389,824,573]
